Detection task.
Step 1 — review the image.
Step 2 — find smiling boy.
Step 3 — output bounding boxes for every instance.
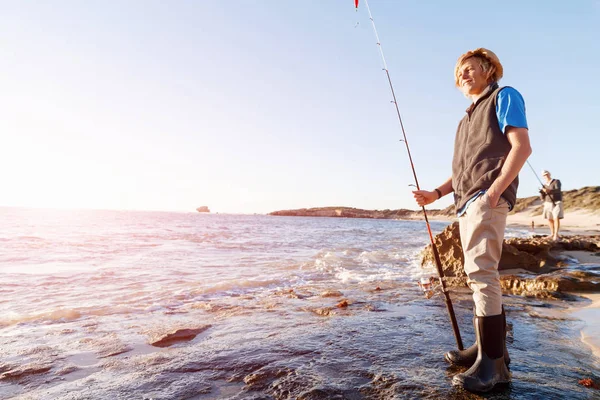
[412,48,532,392]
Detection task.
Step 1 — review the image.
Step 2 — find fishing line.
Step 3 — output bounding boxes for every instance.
[526,160,545,188]
[526,160,554,205]
[360,0,463,350]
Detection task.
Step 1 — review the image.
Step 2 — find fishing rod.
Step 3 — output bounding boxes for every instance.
[526,160,555,205]
[361,0,463,350]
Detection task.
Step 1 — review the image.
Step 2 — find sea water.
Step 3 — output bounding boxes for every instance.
[0,208,597,399]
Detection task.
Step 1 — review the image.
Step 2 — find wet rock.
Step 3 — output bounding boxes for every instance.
[420,222,465,277]
[17,345,56,357]
[360,372,400,400]
[500,271,598,298]
[320,290,343,298]
[266,368,367,400]
[0,363,52,381]
[288,291,308,300]
[149,325,211,348]
[579,378,600,389]
[506,235,599,268]
[336,299,349,308]
[56,365,79,376]
[499,274,587,299]
[273,289,309,299]
[97,342,132,358]
[501,240,551,272]
[78,335,132,358]
[190,302,249,317]
[363,303,386,312]
[308,307,335,317]
[297,387,353,399]
[244,365,293,390]
[192,302,230,312]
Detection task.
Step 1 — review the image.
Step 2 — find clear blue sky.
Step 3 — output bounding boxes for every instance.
[1,1,598,213]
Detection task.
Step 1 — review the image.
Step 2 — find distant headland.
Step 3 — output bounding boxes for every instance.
[269,186,600,222]
[196,206,210,213]
[269,206,453,220]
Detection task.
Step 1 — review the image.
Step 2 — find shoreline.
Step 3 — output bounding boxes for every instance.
[569,293,600,360]
[506,209,600,236]
[270,208,600,238]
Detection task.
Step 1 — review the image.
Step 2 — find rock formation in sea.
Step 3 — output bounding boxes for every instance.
[196,206,210,213]
[420,222,600,298]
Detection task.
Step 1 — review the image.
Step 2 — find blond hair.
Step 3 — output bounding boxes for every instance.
[454,48,504,87]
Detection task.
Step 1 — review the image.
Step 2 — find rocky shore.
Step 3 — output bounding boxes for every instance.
[419,222,600,381]
[420,221,600,298]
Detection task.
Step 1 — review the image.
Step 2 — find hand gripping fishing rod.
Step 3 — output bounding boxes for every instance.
[362,0,463,350]
[526,160,555,206]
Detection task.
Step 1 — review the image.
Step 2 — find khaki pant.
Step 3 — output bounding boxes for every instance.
[459,193,509,317]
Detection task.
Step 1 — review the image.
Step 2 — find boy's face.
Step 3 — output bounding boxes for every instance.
[457,57,489,97]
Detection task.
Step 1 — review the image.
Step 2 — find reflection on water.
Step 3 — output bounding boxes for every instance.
[0,208,598,399]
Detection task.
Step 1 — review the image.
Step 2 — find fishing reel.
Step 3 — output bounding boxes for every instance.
[417,276,442,299]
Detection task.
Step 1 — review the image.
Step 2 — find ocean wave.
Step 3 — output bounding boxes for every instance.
[0,304,147,327]
[200,278,287,295]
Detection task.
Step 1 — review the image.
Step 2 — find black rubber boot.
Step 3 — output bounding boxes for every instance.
[445,308,510,367]
[452,314,511,393]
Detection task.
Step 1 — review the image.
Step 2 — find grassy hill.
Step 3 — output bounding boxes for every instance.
[511,186,600,214]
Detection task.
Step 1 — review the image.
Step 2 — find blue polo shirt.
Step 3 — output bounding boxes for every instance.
[456,86,528,216]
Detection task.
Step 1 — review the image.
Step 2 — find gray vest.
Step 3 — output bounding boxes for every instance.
[452,84,519,212]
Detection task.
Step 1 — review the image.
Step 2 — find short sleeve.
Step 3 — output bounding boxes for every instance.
[496,87,528,134]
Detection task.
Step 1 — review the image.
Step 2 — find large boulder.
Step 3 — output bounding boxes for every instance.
[419,222,465,278]
[148,325,211,347]
[420,222,548,275]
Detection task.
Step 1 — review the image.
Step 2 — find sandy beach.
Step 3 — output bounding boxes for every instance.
[507,208,600,236]
[426,207,600,235]
[570,293,600,361]
[428,205,600,235]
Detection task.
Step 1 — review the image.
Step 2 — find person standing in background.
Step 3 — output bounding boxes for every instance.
[540,170,563,241]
